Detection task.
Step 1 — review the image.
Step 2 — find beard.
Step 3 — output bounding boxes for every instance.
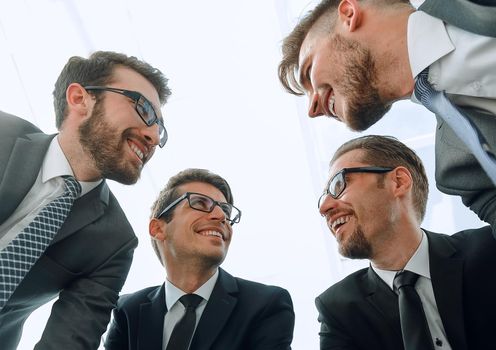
[79,101,142,185]
[331,34,391,131]
[338,224,373,259]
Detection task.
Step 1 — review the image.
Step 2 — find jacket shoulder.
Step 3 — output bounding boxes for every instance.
[117,285,162,310]
[0,111,41,137]
[317,267,369,305]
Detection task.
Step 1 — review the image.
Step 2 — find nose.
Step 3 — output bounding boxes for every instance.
[308,91,324,118]
[208,204,227,222]
[319,194,338,217]
[141,122,161,147]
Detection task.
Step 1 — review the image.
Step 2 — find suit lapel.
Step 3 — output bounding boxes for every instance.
[138,284,167,350]
[427,231,467,350]
[0,132,54,226]
[190,268,238,350]
[50,181,109,244]
[364,267,403,339]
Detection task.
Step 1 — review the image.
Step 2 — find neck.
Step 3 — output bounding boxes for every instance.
[368,7,416,102]
[166,263,218,293]
[58,129,102,182]
[370,222,423,271]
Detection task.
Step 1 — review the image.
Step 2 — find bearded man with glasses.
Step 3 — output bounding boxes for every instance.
[0,51,170,349]
[315,135,496,350]
[105,168,295,350]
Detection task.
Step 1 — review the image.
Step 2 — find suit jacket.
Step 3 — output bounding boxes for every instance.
[417,0,496,231]
[0,111,138,350]
[105,268,295,350]
[315,226,496,350]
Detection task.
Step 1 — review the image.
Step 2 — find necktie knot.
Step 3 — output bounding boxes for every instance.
[414,69,436,109]
[63,176,81,199]
[394,270,419,291]
[179,294,203,309]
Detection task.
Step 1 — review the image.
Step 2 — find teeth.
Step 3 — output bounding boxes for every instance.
[130,143,144,160]
[328,95,337,117]
[331,215,350,230]
[201,230,223,239]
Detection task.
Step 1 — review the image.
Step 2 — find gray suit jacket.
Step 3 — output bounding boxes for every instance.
[418,0,496,230]
[0,111,138,350]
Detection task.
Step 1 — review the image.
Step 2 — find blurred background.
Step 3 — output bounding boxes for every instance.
[0,0,484,348]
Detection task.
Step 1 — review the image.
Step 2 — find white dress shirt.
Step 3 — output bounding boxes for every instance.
[163,269,219,350]
[407,10,496,115]
[0,136,101,250]
[373,231,452,349]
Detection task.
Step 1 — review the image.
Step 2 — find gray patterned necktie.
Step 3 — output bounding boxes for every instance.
[415,69,496,185]
[0,176,81,309]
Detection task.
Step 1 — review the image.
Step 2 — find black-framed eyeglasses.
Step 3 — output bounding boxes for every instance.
[318,166,394,208]
[84,86,167,148]
[157,192,242,225]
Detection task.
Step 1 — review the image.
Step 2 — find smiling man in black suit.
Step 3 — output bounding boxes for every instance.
[105,168,295,350]
[316,135,496,350]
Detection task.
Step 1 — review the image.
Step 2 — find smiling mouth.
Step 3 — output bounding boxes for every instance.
[331,215,351,232]
[199,230,224,240]
[128,141,146,161]
[328,95,338,118]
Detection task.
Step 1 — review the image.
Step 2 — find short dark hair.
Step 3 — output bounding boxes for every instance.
[278,0,412,95]
[331,135,429,222]
[150,168,234,264]
[53,51,171,129]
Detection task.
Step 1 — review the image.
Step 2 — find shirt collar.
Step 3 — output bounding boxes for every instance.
[42,136,101,196]
[165,269,219,310]
[407,10,455,79]
[372,230,430,290]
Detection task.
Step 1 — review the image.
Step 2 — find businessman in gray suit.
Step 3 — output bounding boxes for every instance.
[0,51,170,349]
[278,0,496,230]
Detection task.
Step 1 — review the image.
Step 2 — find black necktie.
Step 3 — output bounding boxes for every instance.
[394,271,434,350]
[415,69,496,185]
[166,294,203,350]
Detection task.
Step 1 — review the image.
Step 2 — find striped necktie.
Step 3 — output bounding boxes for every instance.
[0,176,81,309]
[415,69,496,185]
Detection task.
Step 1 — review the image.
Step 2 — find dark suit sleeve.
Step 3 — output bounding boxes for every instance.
[249,288,295,350]
[315,296,358,350]
[105,301,130,350]
[34,236,137,350]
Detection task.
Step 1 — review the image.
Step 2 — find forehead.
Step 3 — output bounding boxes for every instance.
[178,182,227,202]
[329,149,366,177]
[109,65,161,111]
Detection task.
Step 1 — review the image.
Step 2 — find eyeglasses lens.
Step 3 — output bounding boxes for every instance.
[189,194,236,222]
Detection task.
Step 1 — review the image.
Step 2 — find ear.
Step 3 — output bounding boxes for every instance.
[390,166,413,198]
[149,218,167,241]
[337,0,362,32]
[66,83,93,117]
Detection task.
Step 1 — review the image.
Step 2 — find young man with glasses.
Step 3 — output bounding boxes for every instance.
[315,135,496,350]
[105,168,295,350]
[0,51,170,349]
